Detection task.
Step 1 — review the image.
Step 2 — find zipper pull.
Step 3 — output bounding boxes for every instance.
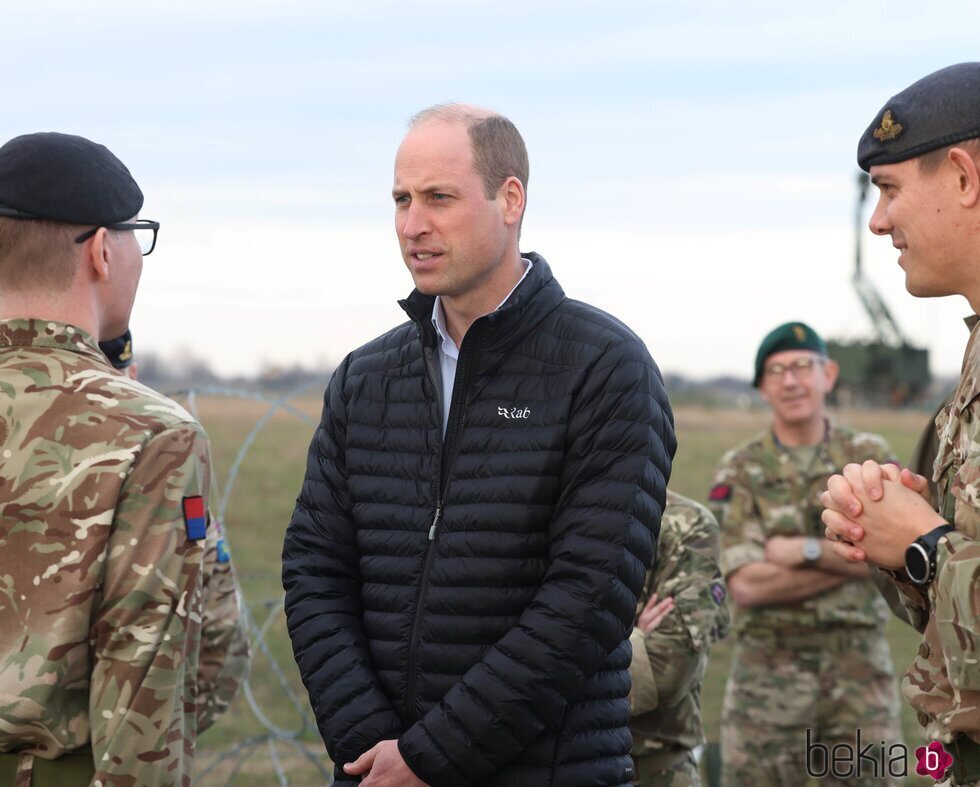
[429,506,442,541]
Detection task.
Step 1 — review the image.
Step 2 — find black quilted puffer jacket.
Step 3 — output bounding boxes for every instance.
[282,254,675,786]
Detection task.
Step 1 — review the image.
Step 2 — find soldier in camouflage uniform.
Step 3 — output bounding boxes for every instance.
[824,63,980,786]
[710,322,902,787]
[629,491,730,787]
[0,133,249,787]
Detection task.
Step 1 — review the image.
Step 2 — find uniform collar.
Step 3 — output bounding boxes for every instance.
[769,418,831,451]
[765,420,839,481]
[0,318,110,368]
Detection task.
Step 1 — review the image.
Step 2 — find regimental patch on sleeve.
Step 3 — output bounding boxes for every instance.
[711,582,727,606]
[182,496,208,541]
[709,484,732,502]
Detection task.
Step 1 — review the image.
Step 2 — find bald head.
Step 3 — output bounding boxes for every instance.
[409,103,529,202]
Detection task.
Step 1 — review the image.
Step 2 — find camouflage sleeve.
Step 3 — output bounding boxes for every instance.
[630,499,729,716]
[930,532,980,696]
[195,513,250,732]
[872,568,925,630]
[708,453,766,578]
[89,424,211,787]
[927,397,980,695]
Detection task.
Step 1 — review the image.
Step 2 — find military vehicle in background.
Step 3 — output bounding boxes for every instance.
[827,172,930,406]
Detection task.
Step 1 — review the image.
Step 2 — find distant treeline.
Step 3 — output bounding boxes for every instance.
[137,351,334,393]
[137,352,957,410]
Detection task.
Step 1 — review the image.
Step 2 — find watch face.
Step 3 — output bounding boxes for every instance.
[803,539,822,562]
[905,543,930,584]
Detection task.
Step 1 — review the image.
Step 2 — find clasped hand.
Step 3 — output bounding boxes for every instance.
[820,460,944,569]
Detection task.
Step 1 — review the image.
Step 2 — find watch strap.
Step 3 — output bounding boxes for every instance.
[906,524,955,586]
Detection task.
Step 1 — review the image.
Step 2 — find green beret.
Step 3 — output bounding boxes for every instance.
[753,322,827,387]
[857,62,980,172]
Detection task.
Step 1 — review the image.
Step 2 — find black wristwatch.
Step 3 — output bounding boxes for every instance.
[904,524,955,586]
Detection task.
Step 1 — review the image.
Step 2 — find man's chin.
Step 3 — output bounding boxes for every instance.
[903,273,949,299]
[409,272,454,298]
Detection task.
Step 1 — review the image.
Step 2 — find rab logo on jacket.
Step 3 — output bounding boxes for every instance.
[498,406,531,419]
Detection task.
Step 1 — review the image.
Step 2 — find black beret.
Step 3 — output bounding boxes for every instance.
[857,62,980,171]
[99,330,134,369]
[0,132,143,225]
[753,322,827,387]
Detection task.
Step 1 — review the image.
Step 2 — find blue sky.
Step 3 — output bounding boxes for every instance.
[3,1,978,378]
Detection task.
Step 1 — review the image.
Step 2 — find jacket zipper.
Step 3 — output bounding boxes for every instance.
[404,323,482,724]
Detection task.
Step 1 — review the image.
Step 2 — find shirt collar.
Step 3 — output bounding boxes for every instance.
[431,257,533,349]
[0,318,108,366]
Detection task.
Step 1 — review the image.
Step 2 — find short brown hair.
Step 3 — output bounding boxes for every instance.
[410,103,529,200]
[0,218,80,291]
[917,137,980,174]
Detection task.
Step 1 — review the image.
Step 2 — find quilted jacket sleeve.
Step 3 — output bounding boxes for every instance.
[282,357,405,782]
[397,337,675,785]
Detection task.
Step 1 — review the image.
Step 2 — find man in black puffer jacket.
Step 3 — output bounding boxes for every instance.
[282,103,676,787]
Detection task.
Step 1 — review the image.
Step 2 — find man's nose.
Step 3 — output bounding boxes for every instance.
[401,202,430,238]
[868,198,891,236]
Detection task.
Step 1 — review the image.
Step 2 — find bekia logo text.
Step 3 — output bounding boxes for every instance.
[498,406,531,419]
[805,729,953,780]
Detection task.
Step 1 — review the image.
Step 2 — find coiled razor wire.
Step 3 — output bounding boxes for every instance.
[169,380,334,786]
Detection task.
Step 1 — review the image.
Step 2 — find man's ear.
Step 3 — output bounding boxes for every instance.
[948,146,980,209]
[80,227,111,282]
[499,176,526,227]
[822,358,840,393]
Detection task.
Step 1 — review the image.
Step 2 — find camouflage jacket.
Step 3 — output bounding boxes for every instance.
[886,318,980,743]
[0,319,249,786]
[708,423,894,637]
[629,490,730,756]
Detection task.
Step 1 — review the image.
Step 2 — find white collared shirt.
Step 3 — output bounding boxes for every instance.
[431,258,533,435]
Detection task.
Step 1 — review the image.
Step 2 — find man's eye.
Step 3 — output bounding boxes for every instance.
[432,193,450,201]
[394,194,409,205]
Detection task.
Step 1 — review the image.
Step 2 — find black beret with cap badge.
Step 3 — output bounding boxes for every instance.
[0,132,143,225]
[858,62,980,171]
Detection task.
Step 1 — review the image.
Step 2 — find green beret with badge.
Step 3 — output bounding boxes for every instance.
[752,321,827,387]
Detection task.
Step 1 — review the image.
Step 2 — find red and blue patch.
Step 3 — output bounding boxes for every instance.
[182,496,207,541]
[708,484,732,502]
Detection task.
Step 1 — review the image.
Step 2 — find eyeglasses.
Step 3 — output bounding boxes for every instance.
[763,357,824,380]
[75,219,160,256]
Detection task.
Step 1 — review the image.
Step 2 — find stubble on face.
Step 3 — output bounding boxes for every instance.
[392,120,517,312]
[869,159,964,299]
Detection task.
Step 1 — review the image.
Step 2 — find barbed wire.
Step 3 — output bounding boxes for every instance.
[169,381,334,786]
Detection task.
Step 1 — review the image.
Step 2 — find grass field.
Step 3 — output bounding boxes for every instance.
[188,393,939,785]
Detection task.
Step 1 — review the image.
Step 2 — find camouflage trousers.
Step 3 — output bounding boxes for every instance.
[632,750,700,787]
[721,628,902,787]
